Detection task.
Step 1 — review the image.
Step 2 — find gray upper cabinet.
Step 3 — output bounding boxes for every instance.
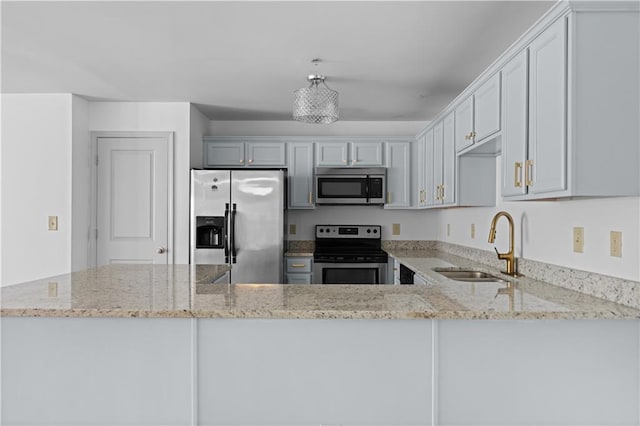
[413,132,427,208]
[499,9,639,200]
[351,142,384,166]
[431,122,444,206]
[473,72,501,142]
[384,142,411,208]
[454,96,474,152]
[526,17,566,196]
[246,142,286,167]
[204,141,245,167]
[203,138,285,168]
[501,50,529,198]
[424,129,435,206]
[426,113,456,207]
[288,143,315,209]
[441,112,456,205]
[455,73,501,153]
[316,141,384,167]
[316,142,349,166]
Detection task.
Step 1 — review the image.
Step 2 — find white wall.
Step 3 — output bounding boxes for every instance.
[71,95,90,272]
[1,94,73,286]
[88,102,191,264]
[288,206,438,241]
[437,156,640,282]
[208,120,427,137]
[189,105,209,169]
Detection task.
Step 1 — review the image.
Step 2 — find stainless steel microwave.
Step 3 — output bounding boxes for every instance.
[315,167,386,205]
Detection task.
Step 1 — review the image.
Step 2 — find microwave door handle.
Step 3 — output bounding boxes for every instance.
[224,203,230,263]
[365,175,370,203]
[231,203,237,264]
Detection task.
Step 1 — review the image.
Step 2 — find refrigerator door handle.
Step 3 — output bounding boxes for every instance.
[224,203,230,263]
[231,203,237,264]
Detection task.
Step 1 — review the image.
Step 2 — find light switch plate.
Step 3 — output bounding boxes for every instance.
[289,224,297,235]
[471,224,476,239]
[392,224,401,235]
[610,231,622,257]
[48,216,58,231]
[573,227,584,253]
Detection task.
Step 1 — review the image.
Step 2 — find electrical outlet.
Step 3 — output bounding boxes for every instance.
[48,282,58,298]
[610,231,622,257]
[573,227,584,253]
[289,224,297,235]
[471,224,476,239]
[48,216,58,231]
[447,224,451,237]
[392,223,401,235]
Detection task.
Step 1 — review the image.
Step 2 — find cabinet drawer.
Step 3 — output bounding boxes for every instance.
[286,257,312,273]
[286,274,312,284]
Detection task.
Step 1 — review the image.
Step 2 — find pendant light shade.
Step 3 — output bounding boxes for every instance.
[293,74,339,124]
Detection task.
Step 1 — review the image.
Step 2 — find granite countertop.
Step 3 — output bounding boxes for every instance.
[2,252,639,319]
[284,251,314,257]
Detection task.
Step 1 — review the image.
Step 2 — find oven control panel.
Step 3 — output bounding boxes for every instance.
[315,225,381,239]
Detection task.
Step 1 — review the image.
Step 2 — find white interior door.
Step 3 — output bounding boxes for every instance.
[96,135,170,265]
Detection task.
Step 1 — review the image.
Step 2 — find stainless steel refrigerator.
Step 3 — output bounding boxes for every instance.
[190,169,285,283]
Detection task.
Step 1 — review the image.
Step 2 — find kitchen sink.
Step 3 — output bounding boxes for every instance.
[433,268,507,282]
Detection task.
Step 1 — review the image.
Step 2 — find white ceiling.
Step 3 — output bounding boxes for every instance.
[1,1,554,121]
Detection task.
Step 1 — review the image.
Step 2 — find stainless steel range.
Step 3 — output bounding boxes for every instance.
[313,225,388,284]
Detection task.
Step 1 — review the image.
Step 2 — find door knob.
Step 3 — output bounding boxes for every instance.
[156,247,166,254]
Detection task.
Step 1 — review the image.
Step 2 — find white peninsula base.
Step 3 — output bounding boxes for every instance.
[2,318,638,426]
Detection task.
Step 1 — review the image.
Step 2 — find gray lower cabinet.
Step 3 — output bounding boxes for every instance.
[285,256,313,284]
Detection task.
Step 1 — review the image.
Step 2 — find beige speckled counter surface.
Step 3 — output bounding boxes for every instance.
[284,251,314,257]
[2,253,639,319]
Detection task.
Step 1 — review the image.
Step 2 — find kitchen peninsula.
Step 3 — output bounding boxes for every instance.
[2,253,639,426]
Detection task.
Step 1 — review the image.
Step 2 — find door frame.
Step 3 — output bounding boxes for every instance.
[89,131,175,267]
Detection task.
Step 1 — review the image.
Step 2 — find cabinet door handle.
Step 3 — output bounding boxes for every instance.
[525,159,534,187]
[343,159,347,164]
[290,264,306,268]
[248,159,254,164]
[387,191,391,204]
[308,192,313,205]
[352,160,357,164]
[441,184,445,201]
[514,162,522,187]
[239,159,244,163]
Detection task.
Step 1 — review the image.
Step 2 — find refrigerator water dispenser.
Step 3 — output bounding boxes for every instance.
[196,216,225,249]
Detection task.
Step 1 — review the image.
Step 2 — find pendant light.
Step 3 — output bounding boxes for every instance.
[293,60,339,124]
